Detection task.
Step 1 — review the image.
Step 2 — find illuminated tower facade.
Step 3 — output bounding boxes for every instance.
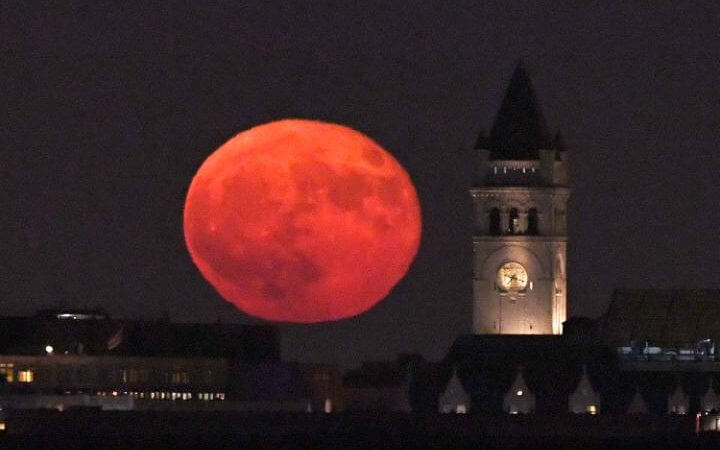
[471,62,569,335]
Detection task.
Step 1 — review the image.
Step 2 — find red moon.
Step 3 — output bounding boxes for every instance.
[183,119,422,322]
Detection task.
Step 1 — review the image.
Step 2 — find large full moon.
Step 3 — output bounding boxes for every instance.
[183,119,421,322]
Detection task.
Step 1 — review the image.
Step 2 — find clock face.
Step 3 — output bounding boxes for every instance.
[497,262,528,292]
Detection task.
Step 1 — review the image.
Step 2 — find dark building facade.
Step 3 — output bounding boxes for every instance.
[0,309,279,360]
[0,310,343,412]
[443,332,720,416]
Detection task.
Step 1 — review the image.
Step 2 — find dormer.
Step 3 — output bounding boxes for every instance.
[626,386,649,414]
[568,365,601,414]
[702,378,720,413]
[668,382,689,415]
[503,368,535,414]
[438,367,470,414]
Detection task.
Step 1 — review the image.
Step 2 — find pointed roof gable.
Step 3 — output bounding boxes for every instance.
[504,368,536,414]
[668,382,689,414]
[480,61,552,160]
[569,365,601,414]
[626,387,649,414]
[573,365,597,397]
[701,378,720,412]
[439,368,470,413]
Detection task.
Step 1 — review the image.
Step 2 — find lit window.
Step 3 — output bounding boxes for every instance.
[587,405,597,415]
[456,404,467,414]
[516,390,523,396]
[0,422,6,431]
[0,368,14,383]
[217,393,225,401]
[324,398,333,413]
[18,370,34,383]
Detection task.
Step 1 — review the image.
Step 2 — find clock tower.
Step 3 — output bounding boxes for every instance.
[471,62,569,335]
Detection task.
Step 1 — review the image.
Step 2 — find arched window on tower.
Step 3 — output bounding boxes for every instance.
[527,208,539,235]
[509,208,519,234]
[489,208,501,235]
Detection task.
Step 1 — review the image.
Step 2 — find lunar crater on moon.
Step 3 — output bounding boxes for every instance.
[184,119,422,323]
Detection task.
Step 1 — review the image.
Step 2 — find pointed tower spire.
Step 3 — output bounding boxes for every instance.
[485,60,551,159]
[474,129,488,149]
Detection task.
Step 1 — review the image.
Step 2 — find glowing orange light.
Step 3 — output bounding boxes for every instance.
[184,119,422,322]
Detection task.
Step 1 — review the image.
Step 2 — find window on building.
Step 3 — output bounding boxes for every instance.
[18,369,34,383]
[586,404,597,415]
[122,368,140,383]
[509,208,519,234]
[170,371,189,384]
[0,366,14,383]
[527,208,539,235]
[489,208,501,235]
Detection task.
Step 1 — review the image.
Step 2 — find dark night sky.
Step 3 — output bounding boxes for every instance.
[3,2,720,368]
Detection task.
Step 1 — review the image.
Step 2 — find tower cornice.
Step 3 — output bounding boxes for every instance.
[470,186,570,197]
[472,236,568,243]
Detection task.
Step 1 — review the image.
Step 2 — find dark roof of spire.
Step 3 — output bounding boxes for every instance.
[478,61,552,159]
[474,130,488,149]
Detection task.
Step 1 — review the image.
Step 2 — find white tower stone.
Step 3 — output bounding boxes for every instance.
[471,62,569,335]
